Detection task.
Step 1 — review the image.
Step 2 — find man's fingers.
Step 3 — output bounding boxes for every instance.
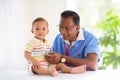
[44,54,50,58]
[48,52,54,55]
[45,54,55,59]
[45,52,62,64]
[46,57,56,64]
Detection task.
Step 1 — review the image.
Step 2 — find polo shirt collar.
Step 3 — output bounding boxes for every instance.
[76,28,85,41]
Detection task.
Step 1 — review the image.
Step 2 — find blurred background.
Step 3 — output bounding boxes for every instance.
[0,0,120,70]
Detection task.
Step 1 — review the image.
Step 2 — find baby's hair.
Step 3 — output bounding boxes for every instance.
[32,17,48,27]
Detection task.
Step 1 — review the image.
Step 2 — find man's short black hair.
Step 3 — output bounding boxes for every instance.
[61,10,80,26]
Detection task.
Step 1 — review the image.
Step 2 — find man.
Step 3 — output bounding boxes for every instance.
[45,10,100,71]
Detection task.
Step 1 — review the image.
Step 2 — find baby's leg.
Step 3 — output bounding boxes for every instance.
[71,65,86,74]
[56,63,86,74]
[56,63,71,73]
[49,64,58,76]
[31,64,50,75]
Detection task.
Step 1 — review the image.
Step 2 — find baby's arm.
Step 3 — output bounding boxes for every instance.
[24,51,38,64]
[25,39,39,64]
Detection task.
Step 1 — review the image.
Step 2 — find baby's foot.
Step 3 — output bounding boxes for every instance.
[71,65,86,74]
[49,66,58,76]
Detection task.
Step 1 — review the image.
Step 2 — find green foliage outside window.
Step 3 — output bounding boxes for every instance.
[96,8,120,69]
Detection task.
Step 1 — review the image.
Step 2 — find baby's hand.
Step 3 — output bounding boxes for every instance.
[32,61,41,70]
[32,60,39,65]
[31,62,42,73]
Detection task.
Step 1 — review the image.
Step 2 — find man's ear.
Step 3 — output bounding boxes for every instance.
[76,26,80,31]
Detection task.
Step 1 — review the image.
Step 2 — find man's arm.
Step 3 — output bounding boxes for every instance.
[64,53,98,71]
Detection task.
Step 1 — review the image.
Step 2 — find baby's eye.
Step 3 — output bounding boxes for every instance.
[42,28,46,30]
[36,28,39,30]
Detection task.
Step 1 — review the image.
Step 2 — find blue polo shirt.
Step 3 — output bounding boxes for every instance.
[51,28,100,62]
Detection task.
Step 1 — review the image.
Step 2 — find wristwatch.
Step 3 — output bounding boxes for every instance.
[61,56,66,63]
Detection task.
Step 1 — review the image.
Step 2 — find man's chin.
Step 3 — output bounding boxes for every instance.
[63,37,69,40]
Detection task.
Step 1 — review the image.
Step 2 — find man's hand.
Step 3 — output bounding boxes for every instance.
[45,52,62,64]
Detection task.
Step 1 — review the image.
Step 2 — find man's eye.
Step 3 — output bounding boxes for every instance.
[66,27,70,30]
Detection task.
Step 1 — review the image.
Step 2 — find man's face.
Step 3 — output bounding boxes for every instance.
[59,17,79,41]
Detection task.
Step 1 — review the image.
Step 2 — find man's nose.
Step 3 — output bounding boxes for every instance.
[60,28,67,34]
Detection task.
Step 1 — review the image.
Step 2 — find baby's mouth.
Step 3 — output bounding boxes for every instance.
[39,34,43,36]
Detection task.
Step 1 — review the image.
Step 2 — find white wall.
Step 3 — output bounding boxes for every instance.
[0,0,65,70]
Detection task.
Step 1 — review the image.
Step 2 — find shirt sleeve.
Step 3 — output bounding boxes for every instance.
[25,39,36,52]
[50,38,57,52]
[84,36,100,61]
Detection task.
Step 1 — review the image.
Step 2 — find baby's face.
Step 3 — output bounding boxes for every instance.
[32,21,49,40]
